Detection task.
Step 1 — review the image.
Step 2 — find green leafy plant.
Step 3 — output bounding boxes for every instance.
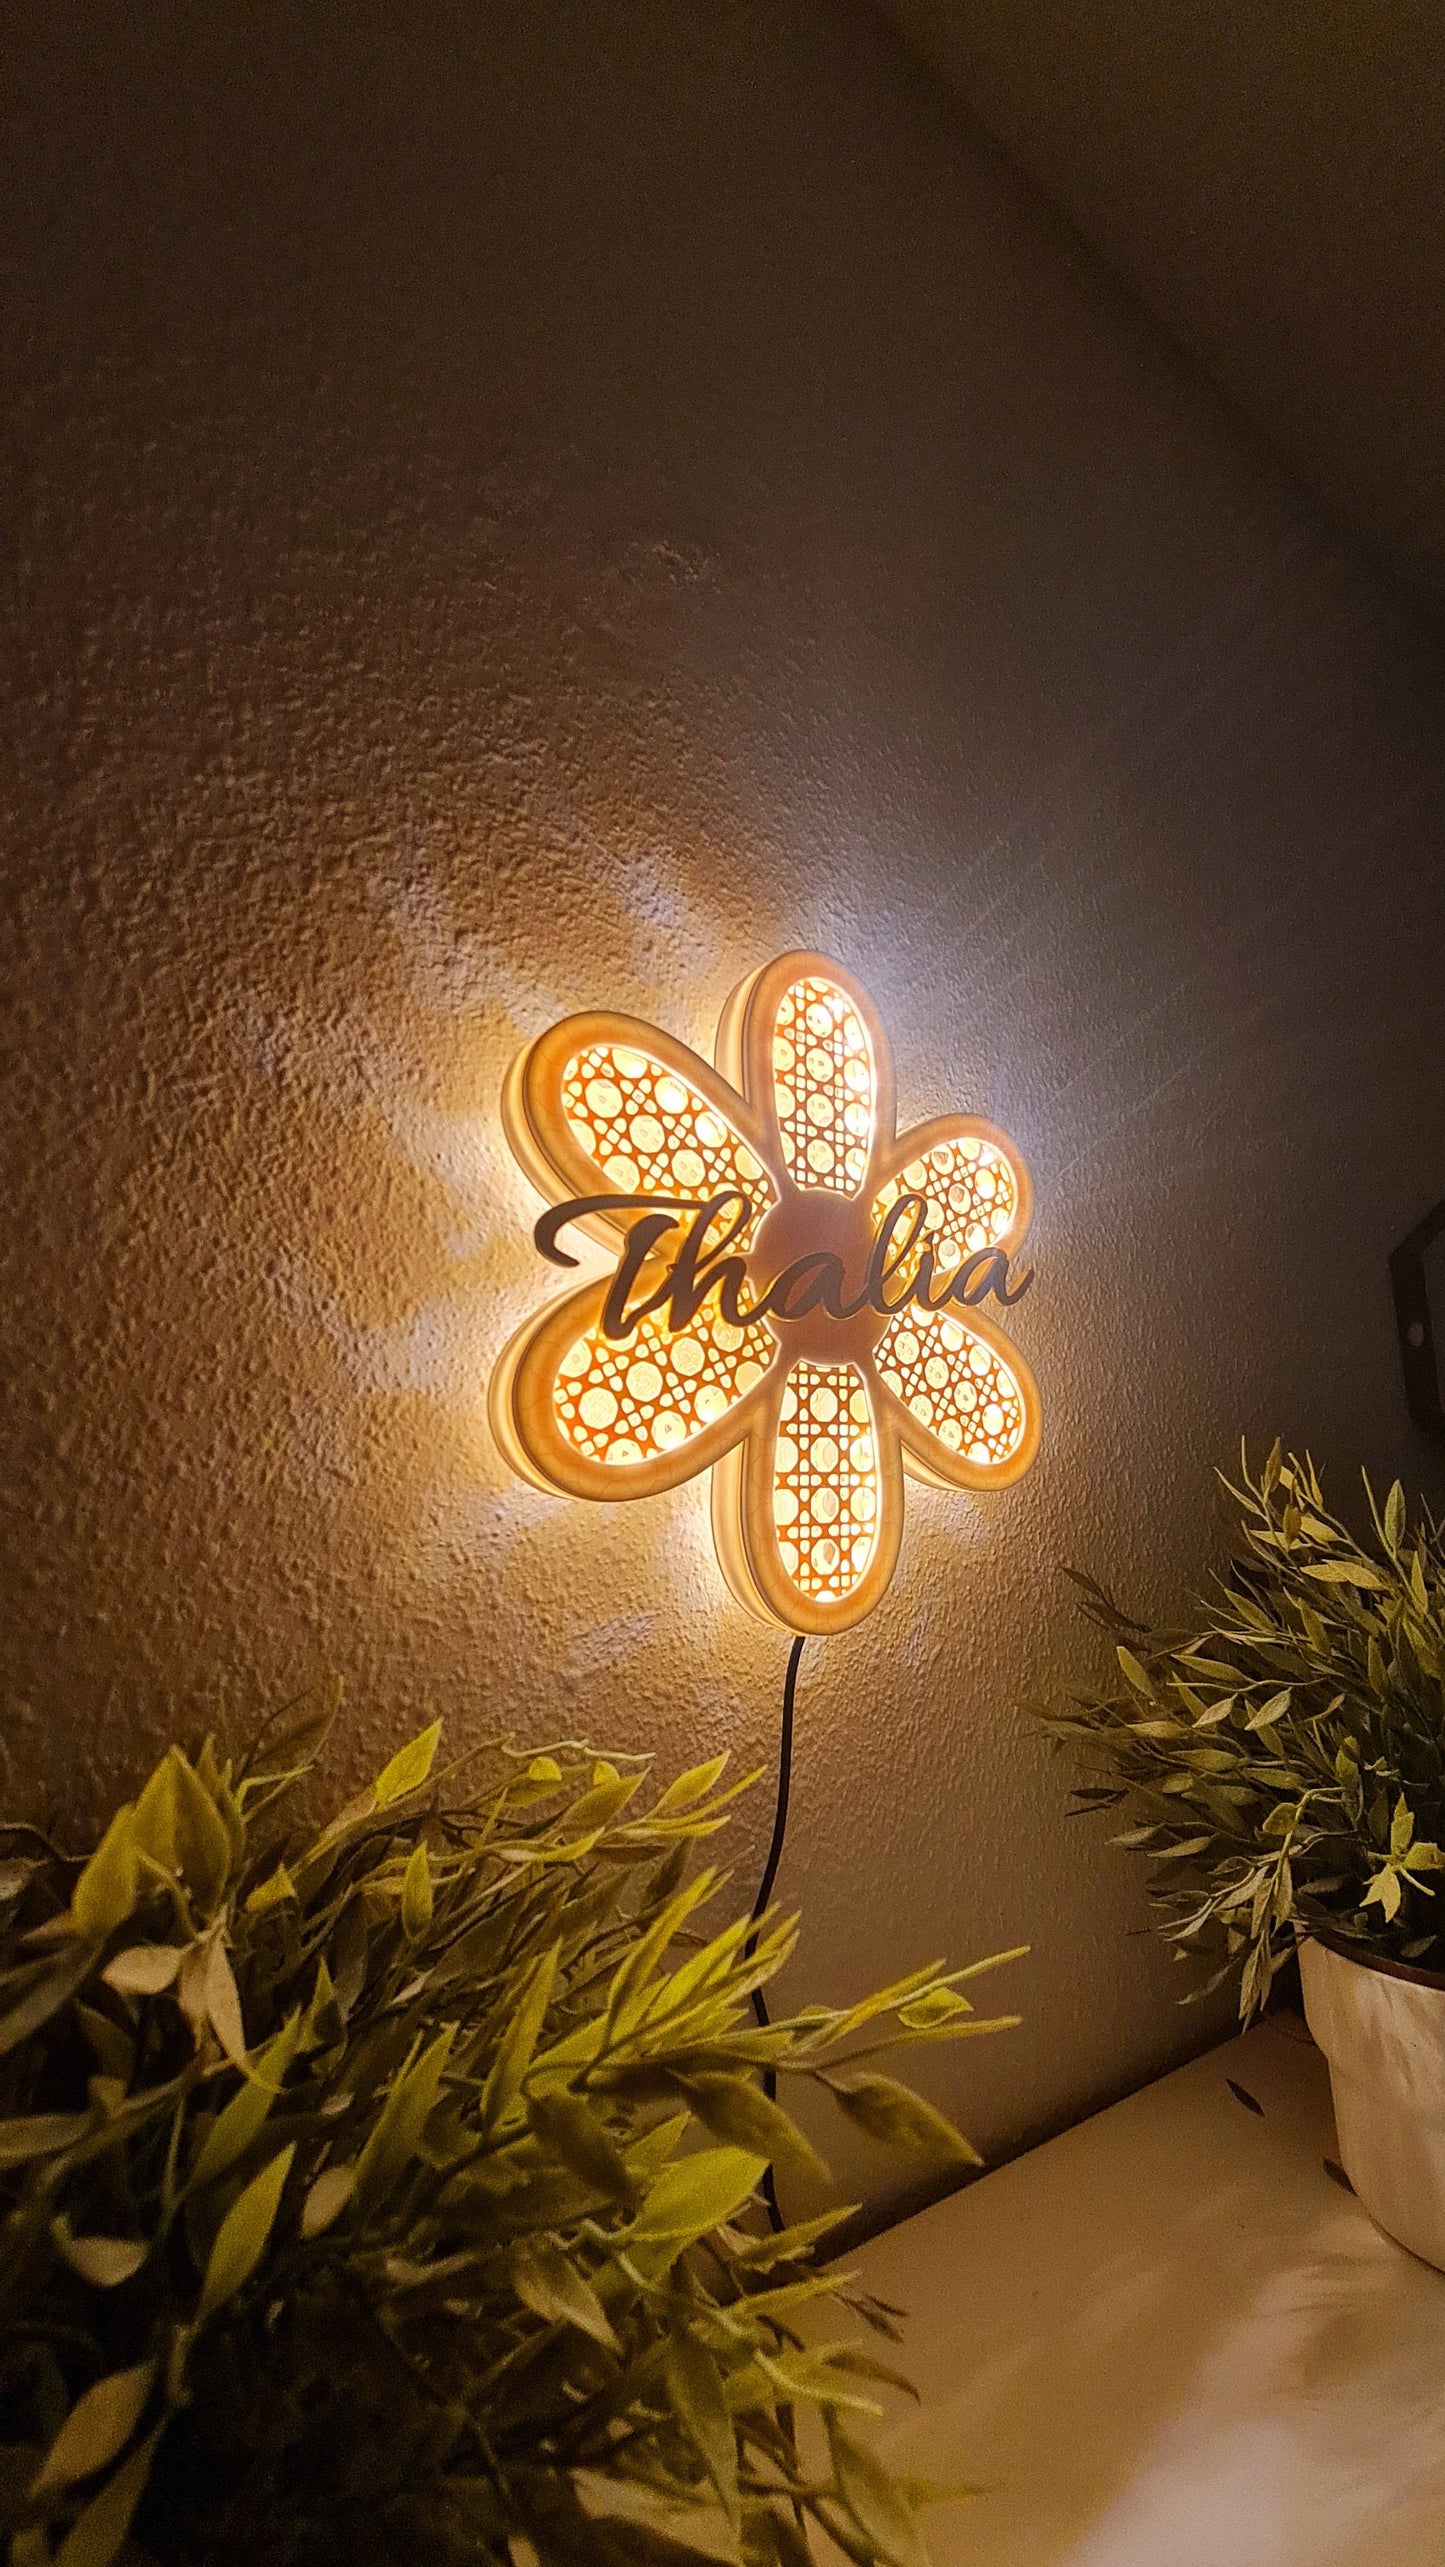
[1045,1445,1445,2019]
[0,1699,1021,2567]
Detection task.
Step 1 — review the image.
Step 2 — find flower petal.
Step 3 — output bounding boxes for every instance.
[490,1275,775,1500]
[716,954,896,1202]
[771,980,874,1197]
[871,1114,1031,1274]
[873,1303,1040,1489]
[711,1359,903,1632]
[505,1012,776,1246]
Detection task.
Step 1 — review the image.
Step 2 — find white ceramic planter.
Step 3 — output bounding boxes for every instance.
[1299,1934,1445,2269]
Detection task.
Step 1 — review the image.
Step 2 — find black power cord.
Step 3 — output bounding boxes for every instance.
[745,1632,805,2231]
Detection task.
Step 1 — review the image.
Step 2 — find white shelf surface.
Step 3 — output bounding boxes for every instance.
[852,2016,1445,2566]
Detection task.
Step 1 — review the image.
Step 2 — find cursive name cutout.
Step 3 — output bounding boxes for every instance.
[536,1188,1033,1343]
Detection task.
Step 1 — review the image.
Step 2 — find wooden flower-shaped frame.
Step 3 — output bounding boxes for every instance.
[491,951,1040,1633]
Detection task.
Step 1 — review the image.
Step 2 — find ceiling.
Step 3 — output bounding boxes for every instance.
[878,0,1445,630]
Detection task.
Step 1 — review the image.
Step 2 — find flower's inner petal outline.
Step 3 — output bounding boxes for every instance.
[554,1313,767,1473]
[771,979,874,1196]
[875,1306,1027,1467]
[562,1042,773,1237]
[552,1299,771,1472]
[873,1134,1018,1271]
[772,1361,879,1604]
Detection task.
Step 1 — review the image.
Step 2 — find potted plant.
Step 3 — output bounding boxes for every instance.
[1045,1445,1445,2271]
[0,1696,1020,2567]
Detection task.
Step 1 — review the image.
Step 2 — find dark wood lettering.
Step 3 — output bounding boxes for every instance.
[627,1191,754,1334]
[537,1188,1033,1346]
[950,1248,1034,1308]
[753,1251,850,1323]
[600,1212,684,1339]
[849,1193,928,1315]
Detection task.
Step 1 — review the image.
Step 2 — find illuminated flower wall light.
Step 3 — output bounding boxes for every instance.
[491,951,1040,1632]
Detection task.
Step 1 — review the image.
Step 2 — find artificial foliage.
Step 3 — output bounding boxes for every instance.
[0,1699,1020,2567]
[1047,1446,1445,2018]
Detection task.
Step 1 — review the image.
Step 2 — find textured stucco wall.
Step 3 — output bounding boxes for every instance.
[5,0,1445,2207]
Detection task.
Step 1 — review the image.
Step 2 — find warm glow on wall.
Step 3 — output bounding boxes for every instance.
[490,952,1040,1632]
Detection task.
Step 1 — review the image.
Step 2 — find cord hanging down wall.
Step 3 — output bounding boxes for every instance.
[746,1633,805,2231]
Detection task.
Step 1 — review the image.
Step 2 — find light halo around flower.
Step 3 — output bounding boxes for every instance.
[490,950,1040,1634]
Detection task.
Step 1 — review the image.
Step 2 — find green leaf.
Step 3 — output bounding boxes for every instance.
[665,2325,739,2526]
[1298,1600,1328,1652]
[70,1808,140,1939]
[304,1955,344,2050]
[643,1913,755,2021]
[102,1943,181,1997]
[480,1946,559,2132]
[60,2001,122,2084]
[355,2027,455,2209]
[177,1935,247,2067]
[204,1938,247,2067]
[33,2365,154,2496]
[727,2269,844,2329]
[621,2111,691,2193]
[131,1750,233,1910]
[53,2427,162,2567]
[301,2163,355,2238]
[1392,1797,1416,1856]
[727,2207,853,2268]
[0,2112,90,2166]
[494,1828,604,1867]
[603,1874,716,2032]
[828,2414,930,2567]
[1363,1868,1403,1921]
[197,2143,296,2321]
[510,2236,620,2350]
[562,1771,643,1832]
[678,2072,828,2181]
[374,1722,442,1810]
[630,2146,766,2246]
[741,2504,814,2567]
[898,1986,974,2028]
[51,2224,148,2288]
[401,1841,433,1940]
[245,1862,297,1915]
[1303,1561,1389,1589]
[1246,1691,1292,1733]
[828,2075,981,2165]
[1385,1481,1406,1548]
[652,1755,729,1816]
[757,2348,881,2415]
[1116,1647,1152,1694]
[526,2089,633,2203]
[196,1737,245,1871]
[190,2010,303,2189]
